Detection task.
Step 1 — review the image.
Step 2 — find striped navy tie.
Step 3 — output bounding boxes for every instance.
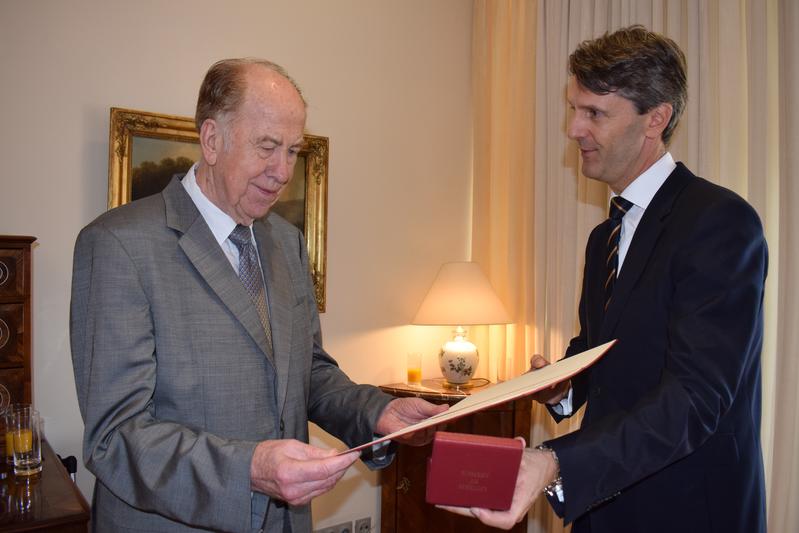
[605,196,634,310]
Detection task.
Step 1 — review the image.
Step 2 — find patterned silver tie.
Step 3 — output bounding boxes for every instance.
[605,196,634,311]
[229,225,273,350]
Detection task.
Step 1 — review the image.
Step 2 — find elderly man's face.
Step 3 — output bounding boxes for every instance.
[202,66,306,225]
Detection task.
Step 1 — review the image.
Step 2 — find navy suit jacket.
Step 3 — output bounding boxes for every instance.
[546,163,767,533]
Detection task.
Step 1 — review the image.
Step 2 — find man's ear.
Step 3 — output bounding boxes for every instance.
[199,118,221,166]
[646,102,673,140]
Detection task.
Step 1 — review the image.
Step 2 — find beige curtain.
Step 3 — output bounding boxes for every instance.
[471,1,798,532]
[771,2,799,532]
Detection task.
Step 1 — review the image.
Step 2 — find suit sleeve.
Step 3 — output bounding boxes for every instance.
[549,196,767,523]
[70,223,256,533]
[287,230,395,459]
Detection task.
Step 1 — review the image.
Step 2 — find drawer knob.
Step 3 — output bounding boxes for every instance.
[397,477,411,494]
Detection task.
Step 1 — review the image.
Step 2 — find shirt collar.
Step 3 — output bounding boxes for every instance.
[181,164,240,246]
[613,152,676,210]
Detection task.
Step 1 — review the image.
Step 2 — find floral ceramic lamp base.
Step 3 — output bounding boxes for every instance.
[438,326,479,385]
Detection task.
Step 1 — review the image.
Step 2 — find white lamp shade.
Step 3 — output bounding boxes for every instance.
[412,262,511,325]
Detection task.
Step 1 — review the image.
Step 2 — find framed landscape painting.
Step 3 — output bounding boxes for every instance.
[107,107,328,311]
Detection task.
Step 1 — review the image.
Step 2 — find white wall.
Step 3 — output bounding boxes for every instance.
[0,0,473,528]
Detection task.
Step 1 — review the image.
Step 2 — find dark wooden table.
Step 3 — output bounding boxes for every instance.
[0,440,89,532]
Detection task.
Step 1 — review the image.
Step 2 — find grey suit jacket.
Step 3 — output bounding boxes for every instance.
[70,177,393,532]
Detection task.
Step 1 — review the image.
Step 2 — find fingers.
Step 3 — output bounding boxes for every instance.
[281,453,357,505]
[250,440,359,505]
[394,425,437,446]
[436,505,522,530]
[421,401,449,417]
[529,354,550,370]
[470,507,523,530]
[375,398,446,436]
[436,504,476,517]
[394,397,448,420]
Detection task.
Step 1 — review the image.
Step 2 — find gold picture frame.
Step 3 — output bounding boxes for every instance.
[107,107,328,311]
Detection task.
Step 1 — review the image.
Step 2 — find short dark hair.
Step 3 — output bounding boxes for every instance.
[569,25,687,144]
[194,58,305,132]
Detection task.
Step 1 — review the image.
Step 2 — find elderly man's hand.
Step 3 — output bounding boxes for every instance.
[528,354,572,405]
[250,439,359,506]
[438,442,557,530]
[375,398,448,446]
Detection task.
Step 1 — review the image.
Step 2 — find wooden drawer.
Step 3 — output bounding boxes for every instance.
[0,249,26,299]
[0,303,23,367]
[0,367,25,406]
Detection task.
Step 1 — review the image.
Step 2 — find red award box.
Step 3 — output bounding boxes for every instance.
[425,431,524,510]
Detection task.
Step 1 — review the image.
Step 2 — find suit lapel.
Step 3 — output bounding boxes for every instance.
[254,217,293,415]
[162,178,276,365]
[600,164,694,339]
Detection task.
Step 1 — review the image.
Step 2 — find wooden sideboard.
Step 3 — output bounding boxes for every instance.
[0,440,90,531]
[379,379,531,533]
[0,236,35,406]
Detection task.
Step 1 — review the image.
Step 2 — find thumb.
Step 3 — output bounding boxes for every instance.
[530,354,549,369]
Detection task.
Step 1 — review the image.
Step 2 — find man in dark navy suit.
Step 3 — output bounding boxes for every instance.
[445,26,767,533]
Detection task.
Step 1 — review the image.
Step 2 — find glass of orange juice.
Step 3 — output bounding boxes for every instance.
[406,352,423,385]
[4,403,30,465]
[11,407,41,476]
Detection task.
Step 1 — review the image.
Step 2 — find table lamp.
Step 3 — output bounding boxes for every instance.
[412,262,511,385]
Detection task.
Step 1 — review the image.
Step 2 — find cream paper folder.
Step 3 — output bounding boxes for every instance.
[346,339,617,453]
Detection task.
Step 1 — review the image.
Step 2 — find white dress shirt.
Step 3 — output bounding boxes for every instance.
[613,152,676,272]
[181,164,266,283]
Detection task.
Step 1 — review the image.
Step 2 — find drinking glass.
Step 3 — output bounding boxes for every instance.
[406,352,423,385]
[4,403,30,466]
[11,407,41,476]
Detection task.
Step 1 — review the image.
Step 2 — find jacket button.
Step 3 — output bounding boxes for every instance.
[591,386,601,397]
[279,419,285,431]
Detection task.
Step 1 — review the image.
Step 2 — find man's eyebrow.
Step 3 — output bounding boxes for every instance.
[253,134,281,145]
[571,101,606,114]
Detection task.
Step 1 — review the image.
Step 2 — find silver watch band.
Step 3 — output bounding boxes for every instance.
[534,443,563,497]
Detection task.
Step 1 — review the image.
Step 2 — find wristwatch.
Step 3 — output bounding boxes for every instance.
[535,443,563,497]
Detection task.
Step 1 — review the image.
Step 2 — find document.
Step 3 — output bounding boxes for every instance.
[346,339,617,453]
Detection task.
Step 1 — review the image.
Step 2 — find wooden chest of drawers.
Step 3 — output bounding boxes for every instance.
[0,236,35,405]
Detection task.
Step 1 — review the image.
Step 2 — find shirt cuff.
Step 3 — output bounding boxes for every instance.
[550,386,574,416]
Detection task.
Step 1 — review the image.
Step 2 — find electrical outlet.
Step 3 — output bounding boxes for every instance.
[354,516,372,533]
[314,521,352,533]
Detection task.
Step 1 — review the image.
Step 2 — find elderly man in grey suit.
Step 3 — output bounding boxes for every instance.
[70,58,445,533]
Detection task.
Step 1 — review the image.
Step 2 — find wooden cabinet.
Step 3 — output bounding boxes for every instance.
[0,236,89,531]
[0,440,90,531]
[0,236,35,406]
[379,380,531,533]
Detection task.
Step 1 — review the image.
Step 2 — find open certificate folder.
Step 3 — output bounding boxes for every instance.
[345,339,617,453]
